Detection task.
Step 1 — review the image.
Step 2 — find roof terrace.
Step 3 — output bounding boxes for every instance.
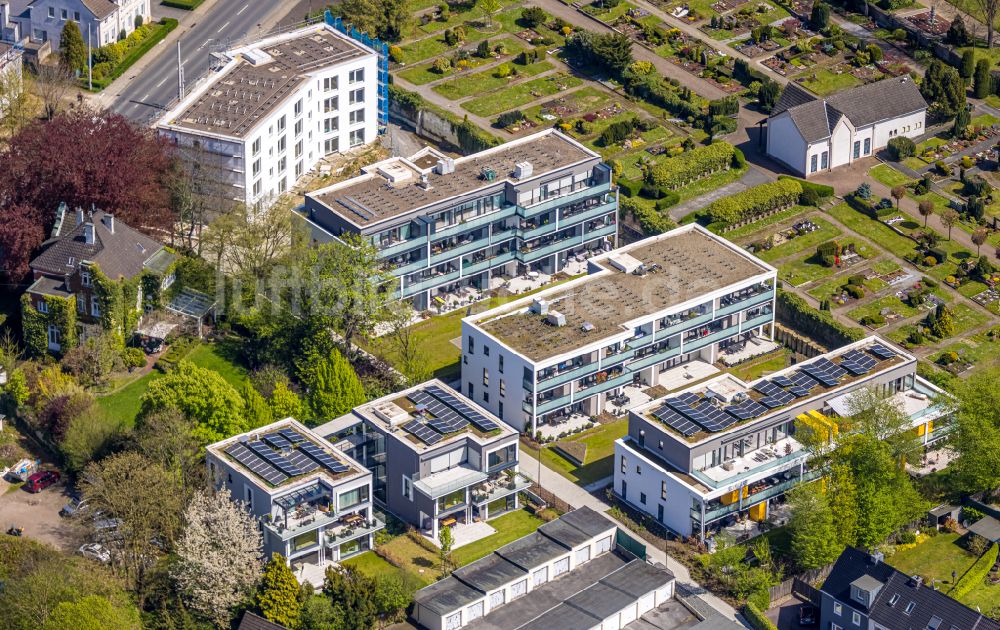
[472,225,774,361]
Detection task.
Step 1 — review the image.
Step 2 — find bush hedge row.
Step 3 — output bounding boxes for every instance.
[776,289,866,349]
[621,197,676,235]
[778,175,834,198]
[952,543,998,599]
[89,19,179,91]
[647,142,736,190]
[741,603,778,630]
[705,179,802,226]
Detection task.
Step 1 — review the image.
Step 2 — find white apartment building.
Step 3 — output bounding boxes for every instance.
[614,337,951,541]
[156,22,379,211]
[766,77,928,178]
[461,224,778,434]
[10,0,149,48]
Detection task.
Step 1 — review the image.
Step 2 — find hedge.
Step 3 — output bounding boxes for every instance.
[741,603,778,630]
[778,175,834,198]
[952,543,998,599]
[705,179,802,226]
[88,19,178,91]
[621,197,676,235]
[647,142,736,190]
[776,289,866,349]
[161,0,204,8]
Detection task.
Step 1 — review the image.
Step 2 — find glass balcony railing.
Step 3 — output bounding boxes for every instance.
[520,221,558,240]
[520,182,612,218]
[576,370,634,398]
[682,325,740,353]
[692,469,822,523]
[584,223,617,240]
[462,251,516,277]
[560,199,616,225]
[741,313,774,332]
[536,362,598,392]
[628,346,682,372]
[379,239,426,259]
[534,392,574,414]
[520,236,581,263]
[715,290,774,319]
[433,206,518,240]
[602,348,633,367]
[323,512,385,548]
[402,269,460,296]
[655,312,714,340]
[393,258,428,276]
[430,238,490,265]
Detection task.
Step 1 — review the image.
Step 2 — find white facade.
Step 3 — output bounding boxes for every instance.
[20,0,149,49]
[157,23,379,212]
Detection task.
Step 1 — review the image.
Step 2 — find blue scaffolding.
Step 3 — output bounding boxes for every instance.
[325,11,390,135]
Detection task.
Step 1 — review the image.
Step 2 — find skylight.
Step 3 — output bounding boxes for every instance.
[904,601,916,614]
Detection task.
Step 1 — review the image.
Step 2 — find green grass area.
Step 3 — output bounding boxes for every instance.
[827,203,919,260]
[756,217,841,263]
[664,0,723,19]
[949,302,991,336]
[888,532,974,590]
[724,206,813,242]
[779,253,838,287]
[932,331,1000,367]
[523,85,612,124]
[451,510,545,566]
[869,164,912,188]
[955,45,1000,67]
[340,551,417,585]
[396,38,527,85]
[581,0,637,22]
[847,295,920,323]
[412,0,520,36]
[161,0,203,8]
[433,60,553,99]
[727,349,791,381]
[970,113,1000,129]
[798,68,861,96]
[528,421,628,486]
[463,74,583,117]
[752,1,790,25]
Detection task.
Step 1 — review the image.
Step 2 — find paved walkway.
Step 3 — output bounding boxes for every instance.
[669,165,773,220]
[519,451,740,621]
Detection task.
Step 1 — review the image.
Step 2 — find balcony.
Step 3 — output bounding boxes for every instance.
[393,258,428,276]
[691,437,806,490]
[471,472,532,505]
[692,469,822,524]
[576,370,634,398]
[627,345,682,373]
[430,238,490,265]
[602,347,633,367]
[682,325,740,353]
[584,222,617,241]
[533,392,574,415]
[655,311,714,341]
[413,465,488,501]
[520,235,581,263]
[323,511,385,548]
[433,205,518,240]
[462,251,516,276]
[402,269,460,296]
[536,362,598,391]
[741,313,774,333]
[263,504,343,541]
[379,239,426,259]
[715,290,775,319]
[560,199,617,225]
[521,182,612,218]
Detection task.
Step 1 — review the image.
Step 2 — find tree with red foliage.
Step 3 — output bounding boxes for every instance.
[0,108,177,281]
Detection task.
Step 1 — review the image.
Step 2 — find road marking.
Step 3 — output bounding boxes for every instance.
[142,93,150,100]
[236,3,248,15]
[155,77,167,88]
[217,20,230,33]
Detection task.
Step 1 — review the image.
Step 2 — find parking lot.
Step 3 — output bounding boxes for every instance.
[0,474,80,552]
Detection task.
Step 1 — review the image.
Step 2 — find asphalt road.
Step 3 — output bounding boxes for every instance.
[111,0,311,121]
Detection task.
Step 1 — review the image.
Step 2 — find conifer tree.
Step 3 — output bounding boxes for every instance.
[298,349,365,422]
[269,380,305,420]
[243,382,274,429]
[257,553,302,629]
[59,21,87,74]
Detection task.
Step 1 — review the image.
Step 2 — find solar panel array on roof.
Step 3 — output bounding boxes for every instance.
[403,419,443,445]
[247,440,304,477]
[425,384,500,432]
[787,371,819,397]
[726,398,767,421]
[771,375,795,388]
[298,441,350,474]
[225,442,288,485]
[754,380,795,408]
[840,350,878,376]
[800,358,846,387]
[868,343,896,360]
[278,428,307,444]
[285,449,321,474]
[408,390,470,435]
[263,433,292,451]
[652,405,699,437]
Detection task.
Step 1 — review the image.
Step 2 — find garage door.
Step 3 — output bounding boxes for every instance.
[601,615,620,630]
[638,593,655,615]
[620,604,637,625]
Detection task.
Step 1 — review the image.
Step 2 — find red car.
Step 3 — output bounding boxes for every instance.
[24,470,60,493]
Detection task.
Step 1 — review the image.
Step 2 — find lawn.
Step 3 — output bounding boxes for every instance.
[869,164,911,188]
[755,217,841,263]
[340,550,418,585]
[396,38,527,85]
[462,74,583,117]
[888,532,974,590]
[779,252,838,287]
[452,509,545,566]
[433,60,553,100]
[724,205,813,241]
[727,349,792,382]
[827,203,919,259]
[846,295,920,323]
[528,420,628,486]
[949,302,991,336]
[798,68,861,96]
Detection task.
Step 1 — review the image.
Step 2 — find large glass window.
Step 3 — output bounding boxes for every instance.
[488,444,516,470]
[292,530,318,552]
[338,485,370,510]
[438,488,466,511]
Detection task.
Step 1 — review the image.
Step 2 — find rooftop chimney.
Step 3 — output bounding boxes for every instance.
[84,222,95,245]
[869,551,884,565]
[102,214,114,234]
[75,208,84,226]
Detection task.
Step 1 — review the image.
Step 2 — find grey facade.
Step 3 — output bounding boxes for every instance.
[302,129,617,311]
[317,380,530,541]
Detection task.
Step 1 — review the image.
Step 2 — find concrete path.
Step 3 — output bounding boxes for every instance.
[519,451,740,621]
[669,165,773,220]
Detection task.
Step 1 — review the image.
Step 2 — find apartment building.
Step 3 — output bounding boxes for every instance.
[156,21,380,211]
[461,224,778,434]
[11,0,149,49]
[302,129,617,311]
[819,547,1000,630]
[206,418,383,583]
[614,337,950,541]
[412,506,678,630]
[317,380,531,541]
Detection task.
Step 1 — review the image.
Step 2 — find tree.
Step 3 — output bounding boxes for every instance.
[921,60,966,117]
[887,136,916,160]
[201,201,294,280]
[132,408,204,501]
[59,20,87,74]
[564,31,633,77]
[975,59,992,98]
[891,185,906,208]
[480,0,502,27]
[931,304,955,337]
[380,302,431,384]
[300,595,345,630]
[843,386,912,453]
[521,6,547,27]
[828,463,859,548]
[41,594,142,630]
[948,367,1000,493]
[81,451,184,595]
[947,15,971,46]
[270,380,306,420]
[336,0,410,41]
[373,573,417,626]
[954,106,971,137]
[970,0,1000,49]
[0,61,36,144]
[942,208,960,239]
[58,401,122,472]
[323,566,378,630]
[60,333,123,387]
[973,226,989,255]
[439,525,454,576]
[257,554,302,629]
[139,360,247,444]
[787,483,842,570]
[810,2,830,30]
[243,382,275,429]
[32,64,74,121]
[296,348,366,422]
[0,109,176,281]
[173,489,263,627]
[961,49,976,80]
[918,199,934,226]
[758,80,781,111]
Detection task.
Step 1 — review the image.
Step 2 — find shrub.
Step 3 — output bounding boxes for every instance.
[388,45,403,63]
[656,191,680,211]
[496,110,525,128]
[705,179,803,226]
[845,285,865,300]
[477,39,491,58]
[621,197,676,235]
[886,137,916,160]
[521,6,548,27]
[432,57,451,73]
[800,187,820,206]
[847,274,864,286]
[898,530,917,544]
[776,290,865,348]
[617,178,642,198]
[962,155,974,169]
[859,313,884,326]
[952,544,998,599]
[123,347,147,369]
[936,160,951,176]
[742,603,778,630]
[647,142,737,190]
[908,330,924,345]
[780,175,834,198]
[856,182,872,200]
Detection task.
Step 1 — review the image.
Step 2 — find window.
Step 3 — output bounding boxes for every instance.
[620,455,626,473]
[499,379,505,396]
[323,76,338,91]
[37,300,48,313]
[252,138,261,155]
[295,140,303,158]
[467,336,474,353]
[324,96,338,113]
[61,9,67,20]
[350,68,364,83]
[253,179,261,197]
[294,119,303,137]
[467,382,474,398]
[852,612,861,626]
[323,116,339,134]
[483,391,489,403]
[484,344,490,356]
[658,440,663,449]
[91,296,100,317]
[834,603,842,615]
[639,492,646,504]
[498,400,503,417]
[48,7,55,18]
[499,355,504,373]
[278,178,287,194]
[278,157,286,173]
[350,108,365,125]
[47,325,60,347]
[853,140,860,159]
[295,160,303,177]
[350,88,364,105]
[324,138,339,154]
[810,154,818,173]
[904,602,915,614]
[277,116,286,132]
[294,99,303,117]
[73,11,80,21]
[483,368,489,386]
[821,151,828,170]
[337,485,369,510]
[661,480,667,500]
[402,475,413,500]
[77,297,85,313]
[277,136,286,153]
[864,138,871,155]
[252,158,261,176]
[350,130,365,147]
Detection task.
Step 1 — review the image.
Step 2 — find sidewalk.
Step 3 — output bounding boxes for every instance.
[519,450,740,621]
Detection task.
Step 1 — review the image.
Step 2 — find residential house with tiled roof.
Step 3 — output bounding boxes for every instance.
[766,77,928,178]
[11,0,149,49]
[21,205,176,354]
[820,546,1000,630]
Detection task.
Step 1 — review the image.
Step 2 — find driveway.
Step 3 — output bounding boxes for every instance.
[0,474,80,553]
[766,597,817,630]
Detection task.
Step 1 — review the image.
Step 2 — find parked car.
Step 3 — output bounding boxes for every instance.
[799,604,818,626]
[24,470,60,493]
[78,543,111,564]
[60,497,89,517]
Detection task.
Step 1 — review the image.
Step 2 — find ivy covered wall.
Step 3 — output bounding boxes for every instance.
[21,293,78,357]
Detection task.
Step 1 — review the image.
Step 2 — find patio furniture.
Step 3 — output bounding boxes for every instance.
[441,517,457,527]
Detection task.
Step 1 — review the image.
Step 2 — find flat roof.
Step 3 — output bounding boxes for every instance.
[968,515,1000,542]
[26,276,73,298]
[347,379,515,453]
[537,506,614,549]
[160,24,370,138]
[496,532,570,570]
[307,129,597,228]
[453,554,527,592]
[473,225,774,362]
[207,418,367,490]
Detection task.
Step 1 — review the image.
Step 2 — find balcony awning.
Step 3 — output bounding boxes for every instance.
[275,481,326,511]
[414,465,487,500]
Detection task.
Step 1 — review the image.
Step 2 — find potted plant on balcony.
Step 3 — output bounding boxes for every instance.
[504,468,517,489]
